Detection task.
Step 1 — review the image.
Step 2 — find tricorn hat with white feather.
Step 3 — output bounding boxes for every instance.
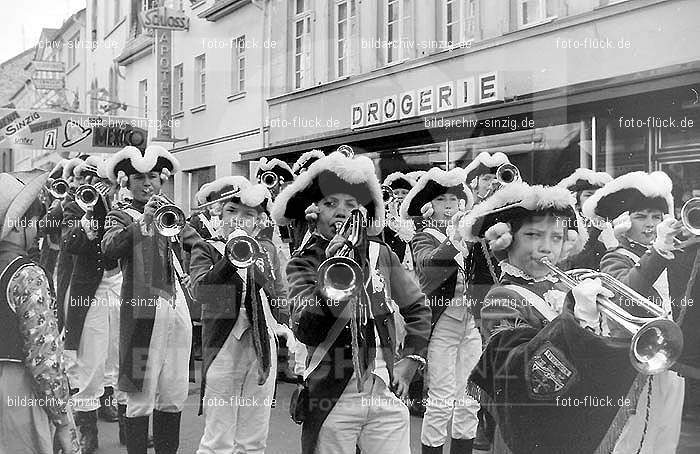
[383,172,416,191]
[400,167,474,218]
[256,157,294,183]
[557,168,612,195]
[195,176,271,212]
[463,151,511,184]
[458,182,588,255]
[103,145,180,183]
[271,152,384,236]
[581,171,674,222]
[292,149,326,176]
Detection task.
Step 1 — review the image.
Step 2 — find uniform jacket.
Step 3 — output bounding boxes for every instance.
[288,234,430,454]
[101,199,201,392]
[599,238,669,319]
[411,226,466,326]
[55,195,79,331]
[62,198,118,351]
[189,235,285,413]
[562,225,608,271]
[39,201,62,281]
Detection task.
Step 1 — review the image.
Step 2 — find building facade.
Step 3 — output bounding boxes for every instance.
[251,0,700,208]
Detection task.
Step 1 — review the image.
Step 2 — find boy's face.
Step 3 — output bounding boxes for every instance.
[221,200,261,237]
[431,193,460,221]
[316,193,361,240]
[627,209,664,245]
[208,202,222,217]
[507,215,567,279]
[128,171,162,203]
[476,173,497,198]
[578,189,596,208]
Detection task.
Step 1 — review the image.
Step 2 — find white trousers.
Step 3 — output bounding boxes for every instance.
[613,371,685,454]
[67,272,123,412]
[101,272,125,404]
[197,329,277,454]
[421,315,482,446]
[316,375,410,454]
[126,294,192,417]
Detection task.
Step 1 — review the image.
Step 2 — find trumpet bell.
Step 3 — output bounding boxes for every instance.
[225,235,261,268]
[381,185,394,205]
[153,204,186,237]
[260,171,279,189]
[496,163,521,185]
[631,318,684,375]
[76,184,100,212]
[681,197,700,236]
[49,179,69,199]
[318,256,363,301]
[336,145,354,158]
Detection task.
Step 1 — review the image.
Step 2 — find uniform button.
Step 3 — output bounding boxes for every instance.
[383,318,389,325]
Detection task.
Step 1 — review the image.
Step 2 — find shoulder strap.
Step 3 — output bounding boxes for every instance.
[503,284,559,322]
[198,213,217,238]
[423,227,446,243]
[303,302,353,381]
[369,241,380,271]
[616,247,641,264]
[206,239,227,257]
[123,207,142,221]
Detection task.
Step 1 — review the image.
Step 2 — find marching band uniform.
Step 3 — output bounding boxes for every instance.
[39,159,69,284]
[557,168,614,271]
[288,149,326,253]
[0,171,79,454]
[101,145,199,454]
[462,183,647,454]
[382,172,417,272]
[63,156,122,452]
[582,171,684,454]
[191,177,289,454]
[273,152,431,454]
[402,167,481,454]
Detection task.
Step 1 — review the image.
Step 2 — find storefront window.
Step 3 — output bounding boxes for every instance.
[187,166,216,213]
[595,116,649,176]
[659,160,700,218]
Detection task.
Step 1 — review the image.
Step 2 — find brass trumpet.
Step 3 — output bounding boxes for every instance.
[681,197,700,236]
[495,163,521,185]
[152,193,186,237]
[381,185,395,205]
[225,234,263,268]
[48,178,70,199]
[75,183,110,212]
[539,257,683,375]
[192,188,241,213]
[260,171,279,189]
[336,145,354,158]
[317,209,365,301]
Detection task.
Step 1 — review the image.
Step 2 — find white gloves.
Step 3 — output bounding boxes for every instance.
[80,215,97,240]
[304,203,319,222]
[653,215,682,255]
[484,222,512,251]
[598,221,619,250]
[612,211,632,240]
[446,210,468,246]
[571,277,613,329]
[420,202,434,218]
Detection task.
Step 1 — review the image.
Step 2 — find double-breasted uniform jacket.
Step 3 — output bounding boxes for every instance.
[62,197,118,351]
[598,238,669,320]
[288,234,431,454]
[189,234,285,413]
[101,199,201,393]
[412,224,476,327]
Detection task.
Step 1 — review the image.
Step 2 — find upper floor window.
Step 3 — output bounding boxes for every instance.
[293,0,313,89]
[67,32,79,68]
[231,36,246,94]
[335,0,357,78]
[444,0,478,45]
[173,63,184,112]
[195,54,206,105]
[138,79,148,118]
[517,0,557,28]
[385,0,413,64]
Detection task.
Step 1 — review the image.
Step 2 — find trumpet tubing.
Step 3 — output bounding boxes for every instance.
[152,193,186,237]
[539,257,683,375]
[317,210,366,301]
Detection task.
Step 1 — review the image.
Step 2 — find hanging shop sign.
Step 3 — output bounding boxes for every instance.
[350,72,503,130]
[0,109,148,153]
[140,6,190,31]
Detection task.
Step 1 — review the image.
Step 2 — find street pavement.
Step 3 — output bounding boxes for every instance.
[94,366,700,453]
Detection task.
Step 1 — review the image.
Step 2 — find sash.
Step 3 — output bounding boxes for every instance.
[503,284,559,322]
[198,213,218,238]
[422,228,464,268]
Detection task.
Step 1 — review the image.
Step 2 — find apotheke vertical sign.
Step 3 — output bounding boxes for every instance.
[156,29,172,139]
